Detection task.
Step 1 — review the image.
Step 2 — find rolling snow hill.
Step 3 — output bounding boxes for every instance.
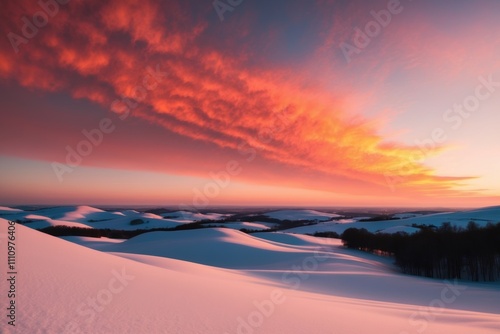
[1,219,499,334]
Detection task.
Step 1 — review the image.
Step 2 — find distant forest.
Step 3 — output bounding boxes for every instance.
[341,222,500,281]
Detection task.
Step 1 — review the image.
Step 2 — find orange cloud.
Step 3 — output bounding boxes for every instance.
[0,0,488,202]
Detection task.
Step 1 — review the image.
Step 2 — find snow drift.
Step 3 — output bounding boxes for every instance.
[1,219,499,334]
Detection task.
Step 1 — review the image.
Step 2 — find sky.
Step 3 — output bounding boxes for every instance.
[0,0,499,208]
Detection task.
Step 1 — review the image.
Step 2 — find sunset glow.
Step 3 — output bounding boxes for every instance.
[1,0,499,207]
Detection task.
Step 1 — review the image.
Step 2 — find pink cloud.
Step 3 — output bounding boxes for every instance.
[1,0,496,205]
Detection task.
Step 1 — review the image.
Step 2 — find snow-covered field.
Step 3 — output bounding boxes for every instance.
[0,206,499,333]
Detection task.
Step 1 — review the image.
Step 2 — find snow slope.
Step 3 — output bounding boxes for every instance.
[96,228,309,269]
[1,220,499,334]
[96,229,500,313]
[0,206,21,214]
[0,208,95,229]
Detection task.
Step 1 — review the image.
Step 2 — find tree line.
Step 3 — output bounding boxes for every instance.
[341,222,500,281]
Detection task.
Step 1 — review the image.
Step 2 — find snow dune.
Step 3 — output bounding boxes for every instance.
[0,206,189,230]
[19,205,115,222]
[0,206,22,214]
[1,220,500,334]
[0,208,95,229]
[62,227,500,313]
[96,228,309,269]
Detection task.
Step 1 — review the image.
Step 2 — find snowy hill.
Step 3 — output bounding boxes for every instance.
[1,219,499,334]
[0,206,188,230]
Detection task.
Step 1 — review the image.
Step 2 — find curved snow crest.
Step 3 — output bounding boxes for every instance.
[0,220,280,333]
[0,205,113,222]
[0,206,187,230]
[101,228,315,269]
[2,219,500,334]
[0,206,166,223]
[251,232,333,247]
[0,209,94,229]
[0,206,22,214]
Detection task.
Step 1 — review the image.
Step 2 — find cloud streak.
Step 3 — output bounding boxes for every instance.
[1,0,498,204]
